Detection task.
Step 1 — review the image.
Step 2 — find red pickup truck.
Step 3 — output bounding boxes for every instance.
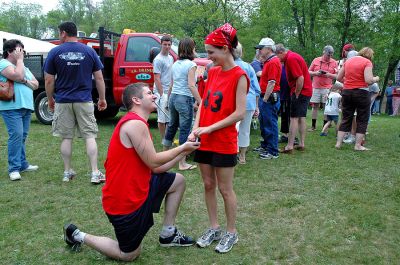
[27,27,210,124]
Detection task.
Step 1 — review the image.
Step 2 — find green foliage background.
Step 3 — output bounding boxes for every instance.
[0,0,399,86]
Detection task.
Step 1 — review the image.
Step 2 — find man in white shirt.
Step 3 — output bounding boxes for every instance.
[153,36,174,141]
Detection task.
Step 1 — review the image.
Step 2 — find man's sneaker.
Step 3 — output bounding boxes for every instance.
[320,132,328,136]
[196,227,222,248]
[259,152,279,159]
[343,135,355,144]
[62,169,76,182]
[159,228,194,247]
[215,232,238,253]
[91,171,106,184]
[253,146,266,153]
[9,171,21,181]
[21,165,39,172]
[278,135,288,143]
[63,223,81,251]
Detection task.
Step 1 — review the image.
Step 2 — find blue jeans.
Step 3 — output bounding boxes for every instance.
[162,94,194,146]
[387,97,393,115]
[0,109,32,173]
[258,96,280,156]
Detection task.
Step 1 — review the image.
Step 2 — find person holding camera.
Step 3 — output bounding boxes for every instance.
[0,39,39,181]
[308,45,338,131]
[253,38,282,159]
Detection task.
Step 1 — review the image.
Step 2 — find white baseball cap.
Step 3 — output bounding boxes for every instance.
[255,38,275,49]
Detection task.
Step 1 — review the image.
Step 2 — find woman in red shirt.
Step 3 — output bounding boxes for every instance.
[188,23,248,253]
[335,47,379,150]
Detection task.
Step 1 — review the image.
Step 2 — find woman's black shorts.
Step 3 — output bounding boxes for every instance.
[193,150,237,167]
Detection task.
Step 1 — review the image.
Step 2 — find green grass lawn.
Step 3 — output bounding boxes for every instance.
[0,111,399,265]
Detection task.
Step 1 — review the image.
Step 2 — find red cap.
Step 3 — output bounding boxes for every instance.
[205,23,237,48]
[342,43,355,58]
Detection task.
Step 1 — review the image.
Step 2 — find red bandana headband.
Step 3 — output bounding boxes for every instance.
[205,23,237,48]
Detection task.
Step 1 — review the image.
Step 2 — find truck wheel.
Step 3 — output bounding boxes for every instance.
[34,91,53,125]
[95,106,120,120]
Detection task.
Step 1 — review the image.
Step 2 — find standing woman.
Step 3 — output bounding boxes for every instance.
[335,47,379,151]
[0,39,39,180]
[162,38,202,170]
[189,24,249,253]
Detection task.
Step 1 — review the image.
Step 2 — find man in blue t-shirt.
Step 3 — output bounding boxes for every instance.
[44,21,107,184]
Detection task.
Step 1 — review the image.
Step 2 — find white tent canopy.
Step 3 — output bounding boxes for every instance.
[0,31,56,57]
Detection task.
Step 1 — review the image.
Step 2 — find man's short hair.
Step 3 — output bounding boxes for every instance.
[2,39,24,59]
[161,35,172,44]
[323,45,334,55]
[275,44,287,54]
[122,83,147,110]
[58,21,78,37]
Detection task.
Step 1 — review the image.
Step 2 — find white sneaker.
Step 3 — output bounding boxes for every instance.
[91,171,106,184]
[62,169,76,182]
[343,135,355,144]
[9,171,21,181]
[21,165,39,172]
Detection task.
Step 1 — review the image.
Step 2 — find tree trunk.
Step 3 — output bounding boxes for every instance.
[340,0,352,48]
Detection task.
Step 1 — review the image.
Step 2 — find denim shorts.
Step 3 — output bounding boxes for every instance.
[326,115,339,122]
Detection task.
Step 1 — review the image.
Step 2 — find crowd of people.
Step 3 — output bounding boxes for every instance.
[1,19,397,261]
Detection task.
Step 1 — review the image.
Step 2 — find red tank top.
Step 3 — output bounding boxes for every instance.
[102,112,152,215]
[199,66,249,154]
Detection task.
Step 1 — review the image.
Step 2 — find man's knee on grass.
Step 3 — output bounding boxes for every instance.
[120,247,141,262]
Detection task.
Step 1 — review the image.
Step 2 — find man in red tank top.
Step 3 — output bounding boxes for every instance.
[62,83,200,261]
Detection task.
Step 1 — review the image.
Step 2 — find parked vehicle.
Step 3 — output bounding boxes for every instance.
[27,27,210,124]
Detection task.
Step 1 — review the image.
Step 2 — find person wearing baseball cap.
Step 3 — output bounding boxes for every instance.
[255,37,276,50]
[253,37,282,160]
[308,45,338,131]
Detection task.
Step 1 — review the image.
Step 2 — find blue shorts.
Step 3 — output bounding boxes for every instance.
[106,172,175,253]
[326,115,339,122]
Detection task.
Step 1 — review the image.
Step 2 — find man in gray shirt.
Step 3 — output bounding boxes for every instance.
[153,36,174,142]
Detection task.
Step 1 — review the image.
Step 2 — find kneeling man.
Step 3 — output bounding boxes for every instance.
[63,83,200,261]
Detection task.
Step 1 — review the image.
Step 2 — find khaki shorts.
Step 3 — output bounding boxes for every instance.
[52,102,98,139]
[310,88,330,104]
[156,93,170,123]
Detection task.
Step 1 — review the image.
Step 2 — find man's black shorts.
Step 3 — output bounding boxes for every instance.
[106,172,175,253]
[290,94,311,117]
[194,150,237,167]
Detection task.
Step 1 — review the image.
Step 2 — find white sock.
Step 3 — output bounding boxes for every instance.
[72,229,86,243]
[160,225,175,238]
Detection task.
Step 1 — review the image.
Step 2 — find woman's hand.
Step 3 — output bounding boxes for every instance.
[253,107,259,117]
[14,47,24,62]
[187,132,197,142]
[192,126,213,137]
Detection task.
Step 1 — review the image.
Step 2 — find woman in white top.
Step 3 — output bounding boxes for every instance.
[162,38,202,170]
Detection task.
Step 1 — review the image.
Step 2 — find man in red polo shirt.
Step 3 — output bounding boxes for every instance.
[62,83,200,261]
[254,37,282,159]
[308,45,338,131]
[275,44,312,153]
